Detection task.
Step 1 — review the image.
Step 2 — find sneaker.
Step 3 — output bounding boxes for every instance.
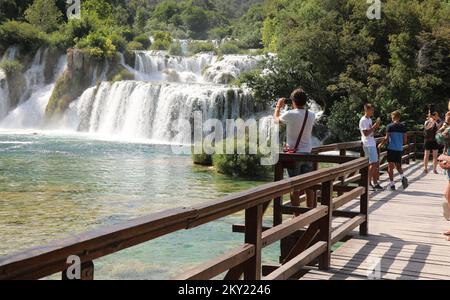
[370,183,376,191]
[402,177,409,189]
[373,184,384,191]
[443,201,450,221]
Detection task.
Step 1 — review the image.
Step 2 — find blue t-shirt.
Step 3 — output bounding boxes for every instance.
[387,122,407,152]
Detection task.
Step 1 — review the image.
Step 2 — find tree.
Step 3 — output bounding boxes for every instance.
[24,0,62,33]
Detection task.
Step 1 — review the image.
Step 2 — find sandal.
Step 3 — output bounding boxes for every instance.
[444,231,450,236]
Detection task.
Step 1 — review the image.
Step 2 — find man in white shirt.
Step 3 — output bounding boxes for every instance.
[360,103,382,190]
[274,88,316,208]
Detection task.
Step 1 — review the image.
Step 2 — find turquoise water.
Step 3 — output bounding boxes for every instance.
[0,130,278,279]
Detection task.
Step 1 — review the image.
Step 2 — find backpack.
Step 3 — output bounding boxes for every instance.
[424,120,437,141]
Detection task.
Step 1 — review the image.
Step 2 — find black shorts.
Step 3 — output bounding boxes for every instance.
[387,150,403,164]
[424,140,439,151]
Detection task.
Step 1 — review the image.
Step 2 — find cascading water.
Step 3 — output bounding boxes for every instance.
[134,51,261,84]
[0,48,67,128]
[0,69,9,119]
[60,49,269,143]
[72,80,261,142]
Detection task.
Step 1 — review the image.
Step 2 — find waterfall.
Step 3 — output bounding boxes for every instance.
[1,46,18,61]
[72,81,261,142]
[133,51,261,84]
[0,51,67,129]
[0,69,9,119]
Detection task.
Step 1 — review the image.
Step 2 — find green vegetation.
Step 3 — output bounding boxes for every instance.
[192,153,213,166]
[241,0,450,142]
[0,60,23,76]
[24,0,62,33]
[188,41,216,54]
[212,138,271,178]
[150,31,172,50]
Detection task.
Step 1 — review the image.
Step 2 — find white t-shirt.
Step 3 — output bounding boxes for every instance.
[359,116,376,147]
[280,109,315,153]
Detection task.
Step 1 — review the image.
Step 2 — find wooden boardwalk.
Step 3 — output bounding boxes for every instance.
[301,161,450,280]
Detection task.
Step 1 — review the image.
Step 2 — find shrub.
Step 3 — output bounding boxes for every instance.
[133,34,151,49]
[168,42,183,56]
[212,139,272,178]
[110,32,127,52]
[188,41,216,55]
[46,30,73,50]
[0,60,23,76]
[0,21,46,52]
[126,41,144,51]
[192,153,213,166]
[150,31,172,50]
[219,42,242,55]
[65,16,98,41]
[76,32,116,59]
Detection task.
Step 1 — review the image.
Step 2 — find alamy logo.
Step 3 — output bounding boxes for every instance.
[367,0,382,20]
[66,0,81,19]
[65,255,81,280]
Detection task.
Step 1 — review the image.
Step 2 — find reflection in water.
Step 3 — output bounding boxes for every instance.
[0,131,274,279]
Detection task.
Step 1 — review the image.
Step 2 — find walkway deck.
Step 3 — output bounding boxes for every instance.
[301,161,450,280]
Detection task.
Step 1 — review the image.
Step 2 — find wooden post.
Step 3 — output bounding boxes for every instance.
[62,261,94,280]
[244,204,263,280]
[273,162,284,226]
[318,180,333,270]
[359,166,370,236]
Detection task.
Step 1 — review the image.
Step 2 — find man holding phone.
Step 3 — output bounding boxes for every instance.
[360,103,383,191]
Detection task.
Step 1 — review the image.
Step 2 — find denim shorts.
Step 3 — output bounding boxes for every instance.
[363,146,379,164]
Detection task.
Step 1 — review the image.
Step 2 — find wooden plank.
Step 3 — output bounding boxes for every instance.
[331,215,366,244]
[176,244,255,280]
[262,206,328,247]
[264,242,327,280]
[333,187,365,210]
[243,205,263,280]
[318,181,333,270]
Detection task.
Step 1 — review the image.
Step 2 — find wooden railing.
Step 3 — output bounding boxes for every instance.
[0,133,421,280]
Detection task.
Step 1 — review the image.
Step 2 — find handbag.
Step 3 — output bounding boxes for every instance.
[438,154,450,170]
[283,109,309,168]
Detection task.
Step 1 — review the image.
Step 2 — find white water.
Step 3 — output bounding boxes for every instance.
[0,49,67,129]
[70,81,259,142]
[0,69,9,119]
[134,51,261,84]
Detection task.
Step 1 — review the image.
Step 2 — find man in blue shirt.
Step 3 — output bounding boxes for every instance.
[379,111,409,190]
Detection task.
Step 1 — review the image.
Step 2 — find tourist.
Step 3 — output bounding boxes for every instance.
[359,104,383,191]
[378,111,409,191]
[437,107,450,241]
[274,88,316,208]
[424,112,440,174]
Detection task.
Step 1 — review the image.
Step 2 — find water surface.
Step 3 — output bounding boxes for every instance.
[0,130,275,279]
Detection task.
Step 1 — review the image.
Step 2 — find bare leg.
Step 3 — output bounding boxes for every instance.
[424,150,430,172]
[433,150,439,173]
[395,163,404,175]
[388,162,395,182]
[373,162,380,184]
[444,182,450,237]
